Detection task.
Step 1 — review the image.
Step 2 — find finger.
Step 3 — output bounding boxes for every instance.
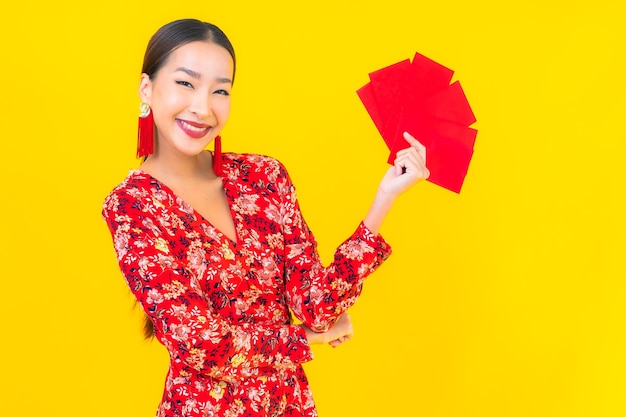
[394,158,429,181]
[396,143,425,164]
[394,150,423,175]
[329,335,351,348]
[396,144,428,173]
[396,148,419,166]
[329,339,341,348]
[403,132,427,160]
[394,148,413,173]
[402,131,418,144]
[403,131,426,151]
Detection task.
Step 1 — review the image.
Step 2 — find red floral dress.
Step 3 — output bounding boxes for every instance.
[102,153,392,417]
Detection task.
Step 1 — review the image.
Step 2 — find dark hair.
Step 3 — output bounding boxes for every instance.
[139,19,236,339]
[142,18,236,82]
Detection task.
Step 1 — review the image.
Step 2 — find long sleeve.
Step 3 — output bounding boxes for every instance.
[102,187,313,382]
[276,163,393,332]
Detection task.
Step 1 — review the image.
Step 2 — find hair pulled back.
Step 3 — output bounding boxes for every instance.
[142,18,236,81]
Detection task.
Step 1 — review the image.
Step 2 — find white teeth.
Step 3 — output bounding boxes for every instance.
[180,120,208,132]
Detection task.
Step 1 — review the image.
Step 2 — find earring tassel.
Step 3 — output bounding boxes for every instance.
[213,135,222,176]
[137,109,154,158]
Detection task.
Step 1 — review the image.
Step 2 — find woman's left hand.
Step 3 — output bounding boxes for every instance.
[378,131,430,199]
[363,131,430,234]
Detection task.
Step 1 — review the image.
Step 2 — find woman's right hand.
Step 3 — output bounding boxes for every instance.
[301,313,354,348]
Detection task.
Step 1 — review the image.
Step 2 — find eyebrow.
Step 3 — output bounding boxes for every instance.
[174,67,232,84]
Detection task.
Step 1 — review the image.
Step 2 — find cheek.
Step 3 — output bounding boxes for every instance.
[152,85,185,113]
[216,100,231,121]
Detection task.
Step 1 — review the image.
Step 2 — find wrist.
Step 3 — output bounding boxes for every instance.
[363,188,395,234]
[376,183,400,203]
[299,324,317,345]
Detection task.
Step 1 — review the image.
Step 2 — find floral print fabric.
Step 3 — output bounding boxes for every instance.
[102,153,392,417]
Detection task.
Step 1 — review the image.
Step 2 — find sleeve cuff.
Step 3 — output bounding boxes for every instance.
[357,221,393,262]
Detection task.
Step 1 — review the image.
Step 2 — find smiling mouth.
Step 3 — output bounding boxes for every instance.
[178,119,210,132]
[176,119,212,139]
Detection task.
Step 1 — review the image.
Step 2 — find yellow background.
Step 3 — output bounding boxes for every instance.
[1,1,624,416]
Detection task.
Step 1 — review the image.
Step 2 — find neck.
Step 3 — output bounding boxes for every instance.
[141,148,216,182]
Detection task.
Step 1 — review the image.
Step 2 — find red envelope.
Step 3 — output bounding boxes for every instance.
[356,83,384,136]
[357,52,477,193]
[357,59,411,148]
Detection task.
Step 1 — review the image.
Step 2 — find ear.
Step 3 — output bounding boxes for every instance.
[138,73,153,104]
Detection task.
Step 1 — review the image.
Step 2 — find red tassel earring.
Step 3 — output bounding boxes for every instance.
[137,102,154,158]
[213,135,222,176]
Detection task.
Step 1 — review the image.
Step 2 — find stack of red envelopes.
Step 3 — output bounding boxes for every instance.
[357,52,477,193]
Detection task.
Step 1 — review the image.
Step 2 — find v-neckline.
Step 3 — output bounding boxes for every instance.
[131,168,240,247]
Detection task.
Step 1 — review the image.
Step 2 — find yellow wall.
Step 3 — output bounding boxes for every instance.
[1,1,624,416]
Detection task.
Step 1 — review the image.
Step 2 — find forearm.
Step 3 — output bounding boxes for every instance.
[285,222,391,332]
[363,186,396,235]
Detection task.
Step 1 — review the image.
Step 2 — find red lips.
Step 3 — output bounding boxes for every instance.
[176,119,211,139]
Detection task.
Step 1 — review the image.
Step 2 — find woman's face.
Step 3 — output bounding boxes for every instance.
[139,41,234,158]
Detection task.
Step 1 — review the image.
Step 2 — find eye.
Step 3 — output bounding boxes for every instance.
[214,89,230,96]
[176,80,193,88]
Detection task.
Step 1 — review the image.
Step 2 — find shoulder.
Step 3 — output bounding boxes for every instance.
[102,170,154,218]
[222,152,290,181]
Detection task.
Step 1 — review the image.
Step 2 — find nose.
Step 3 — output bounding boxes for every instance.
[189,92,213,120]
